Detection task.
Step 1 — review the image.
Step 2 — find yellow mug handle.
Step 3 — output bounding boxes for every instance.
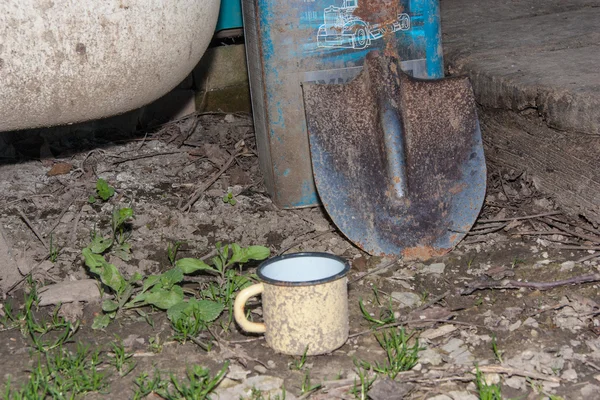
[233,283,266,333]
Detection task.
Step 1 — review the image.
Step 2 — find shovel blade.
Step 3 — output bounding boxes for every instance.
[302,52,486,260]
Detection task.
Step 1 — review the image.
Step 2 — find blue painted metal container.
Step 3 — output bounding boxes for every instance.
[216,0,243,32]
[242,0,444,208]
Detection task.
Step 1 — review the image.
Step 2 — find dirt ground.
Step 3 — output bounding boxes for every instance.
[1,112,600,400]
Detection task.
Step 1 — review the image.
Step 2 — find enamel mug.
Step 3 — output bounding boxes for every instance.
[234,252,350,355]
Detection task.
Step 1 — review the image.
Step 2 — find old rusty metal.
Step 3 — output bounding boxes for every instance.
[302,51,486,260]
[242,0,444,208]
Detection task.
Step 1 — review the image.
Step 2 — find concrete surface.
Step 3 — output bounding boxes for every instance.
[193,44,251,112]
[441,0,600,223]
[0,0,220,132]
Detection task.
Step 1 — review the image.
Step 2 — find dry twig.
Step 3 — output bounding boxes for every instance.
[538,218,600,244]
[462,273,600,295]
[277,228,336,256]
[476,211,561,224]
[348,318,484,339]
[180,148,248,212]
[111,151,184,165]
[349,258,399,285]
[44,197,77,237]
[17,208,48,249]
[475,365,561,383]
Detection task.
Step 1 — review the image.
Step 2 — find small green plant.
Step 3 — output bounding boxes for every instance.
[84,239,269,335]
[245,386,287,400]
[511,256,525,269]
[491,334,503,364]
[222,189,237,206]
[148,334,163,354]
[301,372,321,395]
[195,242,269,330]
[167,299,223,347]
[2,343,107,399]
[420,289,429,303]
[87,207,134,262]
[474,366,503,400]
[289,346,309,370]
[350,360,376,400]
[167,241,184,266]
[92,178,115,202]
[15,279,79,352]
[132,363,229,400]
[109,338,136,377]
[370,328,422,379]
[358,298,395,327]
[49,233,60,263]
[132,371,168,400]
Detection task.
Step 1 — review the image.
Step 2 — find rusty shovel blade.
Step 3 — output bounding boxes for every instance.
[302,51,486,260]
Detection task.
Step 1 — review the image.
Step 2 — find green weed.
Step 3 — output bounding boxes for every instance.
[358,298,395,327]
[132,362,228,400]
[2,343,107,399]
[109,338,136,376]
[289,346,309,371]
[92,178,115,202]
[167,241,184,266]
[474,367,502,400]
[369,328,422,379]
[491,334,503,364]
[87,206,134,262]
[350,360,376,400]
[244,386,286,400]
[85,229,268,342]
[222,189,237,206]
[301,372,321,395]
[48,234,60,263]
[16,279,79,352]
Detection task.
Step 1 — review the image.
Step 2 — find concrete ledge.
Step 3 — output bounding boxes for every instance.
[193,44,251,112]
[442,0,600,224]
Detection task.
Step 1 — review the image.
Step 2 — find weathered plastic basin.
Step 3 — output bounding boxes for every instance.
[0,1,220,132]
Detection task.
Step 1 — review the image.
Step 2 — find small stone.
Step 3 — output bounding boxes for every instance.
[448,391,478,400]
[561,368,577,381]
[505,376,526,390]
[423,263,445,274]
[508,320,522,332]
[531,329,539,338]
[561,261,575,271]
[391,292,422,308]
[267,360,276,369]
[483,373,500,385]
[442,338,465,353]
[582,384,600,397]
[224,114,236,123]
[523,317,539,328]
[522,350,535,360]
[228,364,251,380]
[594,374,600,382]
[421,325,457,340]
[254,365,267,374]
[542,252,549,258]
[419,348,443,366]
[428,396,452,400]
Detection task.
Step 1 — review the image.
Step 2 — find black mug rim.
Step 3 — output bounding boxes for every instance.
[257,252,350,286]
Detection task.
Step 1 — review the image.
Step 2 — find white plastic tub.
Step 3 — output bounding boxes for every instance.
[0,0,220,132]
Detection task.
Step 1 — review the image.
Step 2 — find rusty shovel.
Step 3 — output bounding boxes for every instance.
[301,51,486,260]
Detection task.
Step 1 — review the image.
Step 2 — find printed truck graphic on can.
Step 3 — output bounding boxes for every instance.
[316,0,411,49]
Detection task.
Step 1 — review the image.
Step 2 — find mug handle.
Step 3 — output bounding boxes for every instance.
[233,283,266,333]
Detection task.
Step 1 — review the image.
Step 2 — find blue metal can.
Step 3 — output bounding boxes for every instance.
[243,0,444,208]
